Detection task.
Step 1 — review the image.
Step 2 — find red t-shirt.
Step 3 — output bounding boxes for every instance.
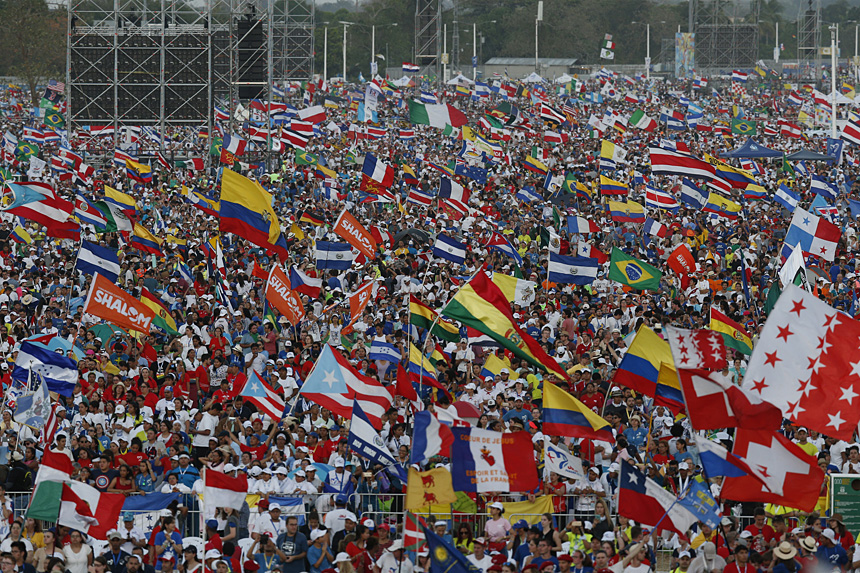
[744,524,776,553]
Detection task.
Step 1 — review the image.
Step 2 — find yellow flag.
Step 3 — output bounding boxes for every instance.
[405,468,457,510]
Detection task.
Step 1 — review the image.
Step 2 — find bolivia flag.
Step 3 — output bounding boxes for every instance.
[140,288,179,334]
[709,307,753,354]
[442,271,567,380]
[543,382,613,441]
[27,481,124,540]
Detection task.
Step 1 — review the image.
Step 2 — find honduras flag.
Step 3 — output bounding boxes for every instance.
[12,342,77,396]
[810,174,839,200]
[348,402,397,466]
[774,183,799,212]
[315,241,355,270]
[369,339,401,362]
[76,241,120,283]
[432,234,466,264]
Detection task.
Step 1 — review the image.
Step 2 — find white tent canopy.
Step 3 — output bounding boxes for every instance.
[523,72,544,83]
[554,73,573,84]
[392,76,412,87]
[446,74,474,86]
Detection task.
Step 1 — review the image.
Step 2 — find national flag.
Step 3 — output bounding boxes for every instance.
[432,234,466,264]
[76,241,120,283]
[407,187,433,206]
[609,247,663,290]
[645,186,680,212]
[289,266,322,298]
[27,481,124,540]
[300,344,393,429]
[298,105,326,124]
[410,411,455,463]
[450,427,538,492]
[7,194,79,240]
[348,402,398,466]
[741,285,860,440]
[618,463,699,536]
[240,371,286,421]
[125,160,152,184]
[709,307,753,354]
[567,216,601,234]
[139,288,179,335]
[9,225,32,245]
[402,62,420,73]
[771,183,798,212]
[630,109,657,131]
[103,185,137,217]
[220,169,289,259]
[599,175,628,196]
[409,295,461,343]
[203,469,249,512]
[486,232,523,266]
[720,429,825,512]
[408,101,468,129]
[731,119,756,135]
[221,133,247,163]
[442,271,568,380]
[607,200,646,223]
[784,207,840,261]
[810,174,839,200]
[361,153,395,189]
[539,103,566,125]
[649,147,715,180]
[693,435,776,491]
[613,325,674,399]
[547,252,598,285]
[131,224,163,256]
[33,449,73,487]
[744,184,768,201]
[703,192,742,220]
[369,339,402,363]
[522,155,549,175]
[543,381,613,440]
[93,200,133,233]
[11,342,77,396]
[315,241,354,270]
[516,185,543,203]
[643,217,667,238]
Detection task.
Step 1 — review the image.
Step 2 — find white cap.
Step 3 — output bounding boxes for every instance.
[311,530,326,542]
[334,553,352,564]
[822,528,838,542]
[334,458,345,468]
[489,502,504,511]
[387,540,404,552]
[205,550,222,560]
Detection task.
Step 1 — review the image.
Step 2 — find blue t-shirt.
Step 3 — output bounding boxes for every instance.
[153,531,183,570]
[276,532,308,573]
[255,552,285,573]
[307,545,331,573]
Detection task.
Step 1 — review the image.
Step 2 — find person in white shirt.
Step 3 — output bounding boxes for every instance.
[374,541,414,573]
[274,468,297,494]
[323,497,357,535]
[119,513,147,554]
[573,467,606,514]
[466,539,493,573]
[253,505,285,540]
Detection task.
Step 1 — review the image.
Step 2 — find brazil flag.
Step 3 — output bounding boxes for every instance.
[43,111,65,129]
[608,248,662,290]
[730,118,756,135]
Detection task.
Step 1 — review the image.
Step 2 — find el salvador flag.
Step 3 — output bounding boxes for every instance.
[76,241,120,283]
[315,241,355,270]
[680,178,707,209]
[369,339,401,362]
[775,183,799,212]
[12,342,77,396]
[432,234,466,264]
[347,402,397,466]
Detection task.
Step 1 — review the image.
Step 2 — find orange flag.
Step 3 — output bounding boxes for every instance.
[342,281,376,334]
[83,273,156,334]
[265,265,305,325]
[332,209,377,259]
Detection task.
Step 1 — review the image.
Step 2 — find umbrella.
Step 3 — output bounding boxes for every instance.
[393,228,431,246]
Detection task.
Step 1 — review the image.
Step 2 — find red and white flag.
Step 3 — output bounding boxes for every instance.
[34,449,73,486]
[203,469,249,511]
[720,429,824,512]
[741,285,860,440]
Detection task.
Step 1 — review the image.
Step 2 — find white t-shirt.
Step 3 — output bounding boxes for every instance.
[377,553,414,573]
[466,554,493,573]
[192,414,216,447]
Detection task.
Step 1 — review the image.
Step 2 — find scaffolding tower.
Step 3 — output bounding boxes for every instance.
[67,0,313,148]
[797,0,821,83]
[691,0,759,73]
[415,0,441,77]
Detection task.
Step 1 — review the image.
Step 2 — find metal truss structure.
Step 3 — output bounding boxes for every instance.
[796,0,821,82]
[67,0,313,148]
[415,0,441,77]
[691,0,759,72]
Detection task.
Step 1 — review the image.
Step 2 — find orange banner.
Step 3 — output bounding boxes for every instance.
[346,281,376,331]
[332,209,377,259]
[83,273,156,334]
[265,266,305,325]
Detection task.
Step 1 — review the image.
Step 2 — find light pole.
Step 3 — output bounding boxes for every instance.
[371,23,397,76]
[535,1,543,73]
[831,24,838,138]
[322,22,329,84]
[339,21,352,82]
[472,23,477,80]
[632,21,664,82]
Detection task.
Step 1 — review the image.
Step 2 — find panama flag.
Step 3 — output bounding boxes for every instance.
[450,427,539,492]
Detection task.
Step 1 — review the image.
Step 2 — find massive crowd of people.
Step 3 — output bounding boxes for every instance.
[0,65,859,573]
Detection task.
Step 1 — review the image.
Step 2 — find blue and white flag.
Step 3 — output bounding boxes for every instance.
[827,137,844,164]
[76,241,120,283]
[543,437,585,481]
[369,339,401,363]
[794,161,809,176]
[810,174,839,200]
[13,372,50,428]
[11,342,77,396]
[348,402,397,466]
[122,492,182,535]
[315,241,355,270]
[515,185,542,203]
[774,183,799,212]
[547,252,598,285]
[680,178,707,209]
[432,234,466,264]
[267,496,307,525]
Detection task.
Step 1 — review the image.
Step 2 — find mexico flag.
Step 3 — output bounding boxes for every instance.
[27,481,124,539]
[33,450,73,487]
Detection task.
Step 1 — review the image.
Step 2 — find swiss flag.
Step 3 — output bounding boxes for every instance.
[720,429,824,512]
[675,368,783,430]
[741,285,860,440]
